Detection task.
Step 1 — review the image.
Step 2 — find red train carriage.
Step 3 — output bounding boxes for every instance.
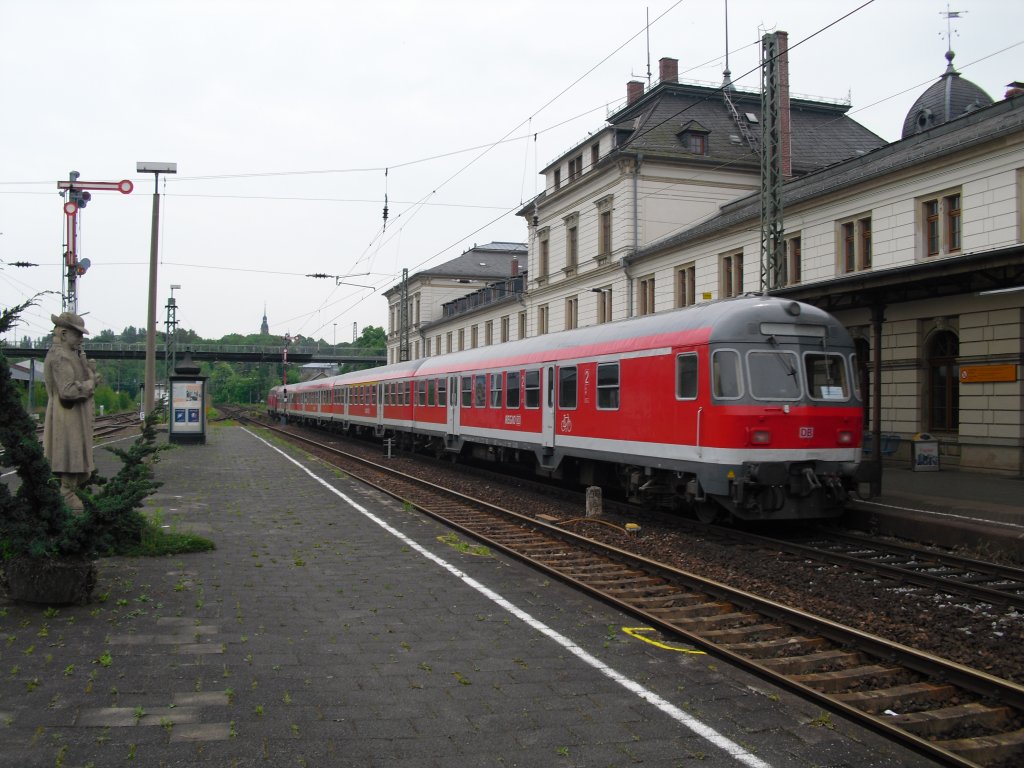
[269,296,864,522]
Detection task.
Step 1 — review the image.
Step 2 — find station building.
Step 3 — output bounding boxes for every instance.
[386,41,1024,476]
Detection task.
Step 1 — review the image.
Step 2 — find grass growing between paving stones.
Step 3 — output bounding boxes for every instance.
[436,533,491,557]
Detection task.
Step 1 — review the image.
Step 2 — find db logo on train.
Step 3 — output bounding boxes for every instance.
[799,427,815,439]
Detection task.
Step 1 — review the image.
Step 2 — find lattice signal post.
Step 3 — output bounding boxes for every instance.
[56,172,134,313]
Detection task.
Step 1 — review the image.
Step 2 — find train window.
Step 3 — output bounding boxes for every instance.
[558,366,578,409]
[676,354,698,399]
[506,371,520,408]
[747,351,801,400]
[712,350,743,399]
[461,376,473,407]
[437,378,447,407]
[427,379,436,407]
[474,375,487,407]
[490,373,503,408]
[804,353,850,401]
[596,363,620,409]
[416,380,426,406]
[524,370,540,409]
[373,385,378,406]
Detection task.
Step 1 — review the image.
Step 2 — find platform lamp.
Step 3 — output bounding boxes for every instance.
[138,161,177,418]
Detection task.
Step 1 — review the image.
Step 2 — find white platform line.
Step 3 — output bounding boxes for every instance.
[245,427,772,768]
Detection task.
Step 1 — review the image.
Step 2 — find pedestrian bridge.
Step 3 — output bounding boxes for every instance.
[3,342,386,366]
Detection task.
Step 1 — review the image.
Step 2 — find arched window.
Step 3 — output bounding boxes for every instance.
[928,330,959,431]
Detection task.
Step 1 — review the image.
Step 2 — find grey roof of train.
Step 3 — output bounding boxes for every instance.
[338,297,845,384]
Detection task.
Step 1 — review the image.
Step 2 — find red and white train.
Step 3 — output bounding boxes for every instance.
[267,296,865,521]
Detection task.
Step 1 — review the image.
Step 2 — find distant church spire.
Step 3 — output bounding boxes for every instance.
[260,303,269,336]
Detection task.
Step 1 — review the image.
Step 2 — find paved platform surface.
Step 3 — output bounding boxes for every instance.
[0,425,943,767]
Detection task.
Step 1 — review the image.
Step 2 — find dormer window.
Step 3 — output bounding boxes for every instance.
[684,133,707,154]
[676,120,710,156]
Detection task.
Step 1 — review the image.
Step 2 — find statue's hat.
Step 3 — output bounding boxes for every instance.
[51,312,89,335]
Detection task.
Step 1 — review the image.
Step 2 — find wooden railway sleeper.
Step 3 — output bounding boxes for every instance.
[647,600,737,620]
[720,635,829,659]
[832,682,959,713]
[790,664,904,694]
[699,622,787,643]
[889,702,1012,739]
[669,611,761,631]
[937,728,1024,767]
[758,649,864,675]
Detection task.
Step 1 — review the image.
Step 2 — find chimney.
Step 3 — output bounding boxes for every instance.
[778,31,792,179]
[626,80,644,105]
[511,257,519,277]
[659,57,678,84]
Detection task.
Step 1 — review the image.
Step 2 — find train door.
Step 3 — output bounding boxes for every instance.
[542,365,555,448]
[376,382,385,432]
[446,375,460,436]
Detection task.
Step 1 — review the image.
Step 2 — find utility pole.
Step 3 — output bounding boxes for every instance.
[399,268,410,362]
[137,162,177,417]
[759,32,788,292]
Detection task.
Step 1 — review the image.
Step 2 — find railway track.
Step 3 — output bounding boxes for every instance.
[92,412,141,439]
[763,528,1024,610]
[241,414,1024,768]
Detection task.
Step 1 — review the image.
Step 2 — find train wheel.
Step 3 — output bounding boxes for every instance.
[694,502,718,524]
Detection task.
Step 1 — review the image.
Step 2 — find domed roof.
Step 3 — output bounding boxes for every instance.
[902,51,994,138]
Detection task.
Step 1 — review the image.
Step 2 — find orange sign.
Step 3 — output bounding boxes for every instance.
[959,365,1018,383]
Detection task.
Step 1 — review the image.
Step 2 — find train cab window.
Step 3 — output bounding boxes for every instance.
[416,380,426,406]
[461,376,473,407]
[748,351,801,400]
[676,353,698,399]
[804,353,850,401]
[437,378,447,407]
[596,363,620,409]
[506,371,520,408]
[474,375,487,407]
[490,373,503,408]
[524,370,540,409]
[712,350,743,399]
[558,366,578,409]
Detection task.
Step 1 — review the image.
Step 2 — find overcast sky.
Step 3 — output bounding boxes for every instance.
[1,0,1019,344]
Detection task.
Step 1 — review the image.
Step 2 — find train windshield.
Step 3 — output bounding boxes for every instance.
[747,351,801,400]
[804,352,851,401]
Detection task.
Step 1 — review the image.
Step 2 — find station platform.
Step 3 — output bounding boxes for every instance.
[848,463,1024,562]
[0,425,941,767]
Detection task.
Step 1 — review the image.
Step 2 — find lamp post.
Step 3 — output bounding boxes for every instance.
[137,161,177,417]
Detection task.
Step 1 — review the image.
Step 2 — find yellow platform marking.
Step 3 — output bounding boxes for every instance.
[623,627,706,654]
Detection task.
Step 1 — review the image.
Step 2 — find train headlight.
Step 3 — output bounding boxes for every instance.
[749,429,772,445]
[837,430,854,445]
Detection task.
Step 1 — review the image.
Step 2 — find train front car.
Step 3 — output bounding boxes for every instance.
[695,297,863,521]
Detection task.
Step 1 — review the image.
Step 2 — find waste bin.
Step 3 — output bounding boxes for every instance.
[911,432,939,472]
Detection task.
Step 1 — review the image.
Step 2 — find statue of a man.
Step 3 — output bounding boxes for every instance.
[43,312,96,511]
